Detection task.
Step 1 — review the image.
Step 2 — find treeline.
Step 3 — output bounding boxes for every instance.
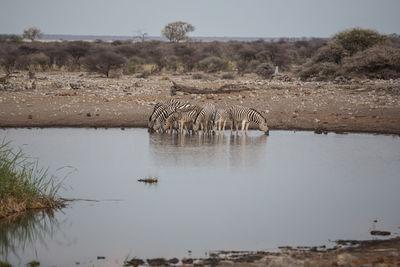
[1,28,400,80]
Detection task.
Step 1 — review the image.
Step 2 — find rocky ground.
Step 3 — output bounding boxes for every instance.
[0,71,399,134]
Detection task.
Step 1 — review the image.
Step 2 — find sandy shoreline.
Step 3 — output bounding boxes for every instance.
[1,71,400,135]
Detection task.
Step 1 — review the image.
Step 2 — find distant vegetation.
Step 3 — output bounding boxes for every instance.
[0,27,399,80]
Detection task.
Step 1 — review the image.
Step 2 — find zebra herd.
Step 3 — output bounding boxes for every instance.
[148,98,269,135]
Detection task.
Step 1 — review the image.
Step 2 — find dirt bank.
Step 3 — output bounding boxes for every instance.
[1,71,399,134]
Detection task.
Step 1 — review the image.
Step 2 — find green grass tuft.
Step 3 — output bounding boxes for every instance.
[0,140,65,219]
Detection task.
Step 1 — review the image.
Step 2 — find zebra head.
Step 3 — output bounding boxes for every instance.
[192,121,200,132]
[259,121,269,135]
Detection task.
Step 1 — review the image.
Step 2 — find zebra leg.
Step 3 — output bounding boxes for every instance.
[241,120,246,135]
[245,122,250,134]
[179,121,184,135]
[236,121,239,135]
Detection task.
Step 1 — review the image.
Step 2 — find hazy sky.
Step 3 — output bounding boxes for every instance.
[0,0,399,38]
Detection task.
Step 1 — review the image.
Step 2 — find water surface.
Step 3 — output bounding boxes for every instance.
[1,128,399,266]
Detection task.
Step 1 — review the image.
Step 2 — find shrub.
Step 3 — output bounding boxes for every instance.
[332,28,387,56]
[30,53,50,70]
[343,45,400,79]
[83,50,126,77]
[9,35,23,43]
[64,41,90,68]
[313,42,346,64]
[299,62,340,81]
[163,55,180,71]
[0,45,19,73]
[125,56,145,74]
[198,56,228,73]
[255,63,274,79]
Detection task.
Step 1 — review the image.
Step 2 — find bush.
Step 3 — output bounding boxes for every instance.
[255,63,275,79]
[313,42,346,64]
[332,28,387,56]
[10,35,23,43]
[125,56,145,74]
[30,53,50,70]
[343,45,400,79]
[198,56,229,73]
[0,45,19,73]
[163,55,180,71]
[83,50,126,77]
[299,62,340,81]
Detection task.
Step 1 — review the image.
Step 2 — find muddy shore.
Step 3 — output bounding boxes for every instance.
[124,238,400,266]
[1,71,399,134]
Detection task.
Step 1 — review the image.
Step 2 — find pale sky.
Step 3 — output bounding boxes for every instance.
[0,0,399,38]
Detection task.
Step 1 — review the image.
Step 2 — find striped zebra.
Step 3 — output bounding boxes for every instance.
[213,108,231,134]
[162,111,180,133]
[227,105,269,135]
[174,105,202,135]
[193,103,216,134]
[151,101,193,132]
[148,98,185,130]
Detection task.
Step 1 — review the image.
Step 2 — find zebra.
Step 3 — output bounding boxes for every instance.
[148,98,185,130]
[213,108,231,134]
[227,105,269,135]
[193,102,216,134]
[151,102,193,132]
[162,111,180,133]
[174,105,202,135]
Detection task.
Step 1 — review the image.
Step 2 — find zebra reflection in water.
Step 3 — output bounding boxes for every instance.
[149,132,268,168]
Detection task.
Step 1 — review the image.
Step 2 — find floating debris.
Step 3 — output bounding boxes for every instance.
[137,177,158,184]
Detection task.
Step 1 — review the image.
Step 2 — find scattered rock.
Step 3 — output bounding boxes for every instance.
[168,258,179,264]
[147,258,168,266]
[181,258,193,264]
[124,258,145,266]
[370,230,391,236]
[27,261,40,267]
[28,71,36,79]
[70,82,82,90]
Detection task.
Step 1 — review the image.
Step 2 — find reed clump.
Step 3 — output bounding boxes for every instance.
[0,141,65,219]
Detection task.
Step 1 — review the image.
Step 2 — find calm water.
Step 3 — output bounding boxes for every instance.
[1,128,400,266]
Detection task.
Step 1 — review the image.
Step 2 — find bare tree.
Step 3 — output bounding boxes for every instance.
[135,30,148,42]
[162,21,195,43]
[23,27,43,42]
